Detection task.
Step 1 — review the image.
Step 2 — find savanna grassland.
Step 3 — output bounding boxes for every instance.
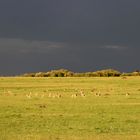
[0,77,140,140]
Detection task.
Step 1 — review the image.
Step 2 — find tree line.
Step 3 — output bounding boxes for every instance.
[21,69,140,77]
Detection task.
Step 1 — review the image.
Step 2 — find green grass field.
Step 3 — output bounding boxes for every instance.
[0,77,140,140]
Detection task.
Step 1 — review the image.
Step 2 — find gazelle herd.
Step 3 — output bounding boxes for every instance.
[1,88,132,99]
[25,89,110,99]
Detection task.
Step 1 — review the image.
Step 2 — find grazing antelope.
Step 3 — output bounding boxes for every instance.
[125,93,130,96]
[26,92,32,99]
[56,94,62,98]
[71,94,78,98]
[80,91,86,97]
[91,88,97,92]
[48,93,52,97]
[80,93,86,97]
[95,92,101,96]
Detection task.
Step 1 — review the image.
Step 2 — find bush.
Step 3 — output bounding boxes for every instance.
[132,72,140,76]
[95,69,121,77]
[121,73,133,76]
[23,73,36,77]
[45,69,74,77]
[35,72,48,77]
[21,68,140,77]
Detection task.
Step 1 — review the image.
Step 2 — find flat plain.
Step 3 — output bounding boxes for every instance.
[0,77,140,140]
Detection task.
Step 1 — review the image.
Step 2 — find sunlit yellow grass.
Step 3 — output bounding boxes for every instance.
[0,77,140,139]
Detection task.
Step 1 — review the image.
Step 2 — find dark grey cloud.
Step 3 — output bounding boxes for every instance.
[0,0,140,75]
[0,38,64,53]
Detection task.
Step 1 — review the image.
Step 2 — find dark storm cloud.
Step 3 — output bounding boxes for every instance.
[0,0,140,75]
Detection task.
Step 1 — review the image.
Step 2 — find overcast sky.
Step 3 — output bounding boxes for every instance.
[0,0,140,75]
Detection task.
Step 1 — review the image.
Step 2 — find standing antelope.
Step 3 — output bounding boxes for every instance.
[79,90,85,97]
[126,93,130,96]
[71,94,78,98]
[26,92,32,99]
